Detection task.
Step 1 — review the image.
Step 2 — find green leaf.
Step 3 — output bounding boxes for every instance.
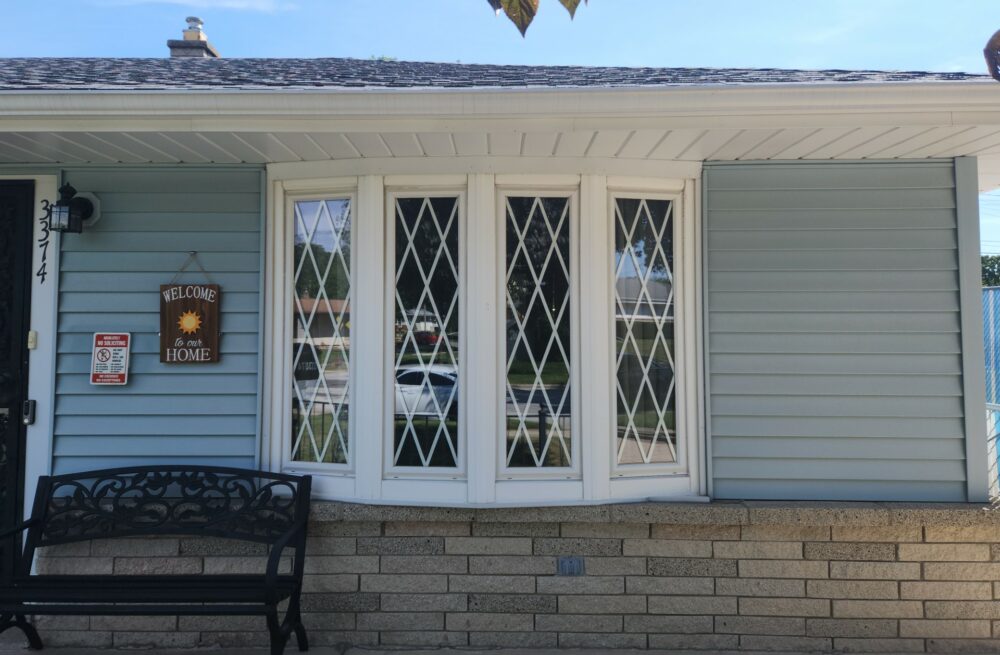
[498,0,540,36]
[559,0,583,18]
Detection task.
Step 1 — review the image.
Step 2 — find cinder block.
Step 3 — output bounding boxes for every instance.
[925,601,1000,619]
[804,542,896,561]
[308,630,379,647]
[738,559,827,579]
[35,542,91,557]
[90,615,178,631]
[179,615,262,631]
[714,616,805,636]
[806,618,898,637]
[925,525,1000,542]
[359,573,447,593]
[382,555,467,574]
[300,592,379,612]
[833,526,922,542]
[31,616,89,630]
[835,637,925,653]
[807,580,899,600]
[902,581,993,600]
[535,614,622,632]
[179,536,267,556]
[114,557,201,575]
[302,574,359,593]
[648,595,736,615]
[739,597,830,617]
[716,577,805,597]
[384,521,470,536]
[536,575,623,594]
[739,635,832,652]
[300,611,355,631]
[926,563,1000,580]
[91,538,179,556]
[380,631,468,647]
[448,575,534,593]
[559,633,646,648]
[834,600,924,618]
[468,555,555,575]
[357,536,444,555]
[561,522,648,539]
[203,556,284,574]
[303,537,356,555]
[535,537,622,556]
[900,543,991,562]
[36,557,112,575]
[648,633,739,650]
[469,631,557,648]
[113,632,200,648]
[444,537,531,555]
[714,541,802,560]
[379,593,468,612]
[446,612,534,632]
[741,525,830,542]
[623,539,712,557]
[39,631,112,648]
[626,576,715,596]
[468,593,557,613]
[831,561,921,580]
[356,612,444,631]
[472,522,559,537]
[651,524,740,540]
[310,521,380,536]
[927,638,1000,652]
[648,557,736,577]
[585,556,647,575]
[559,594,646,614]
[625,614,713,635]
[303,555,378,574]
[900,619,992,638]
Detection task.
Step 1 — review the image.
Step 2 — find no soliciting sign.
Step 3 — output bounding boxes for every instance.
[91,332,131,385]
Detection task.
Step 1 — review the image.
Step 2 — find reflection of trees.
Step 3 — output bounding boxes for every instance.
[294,242,350,301]
[615,198,673,281]
[395,198,459,339]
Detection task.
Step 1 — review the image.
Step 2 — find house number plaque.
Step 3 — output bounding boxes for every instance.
[160,283,221,363]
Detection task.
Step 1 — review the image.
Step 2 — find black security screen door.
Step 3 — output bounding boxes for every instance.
[0,181,33,583]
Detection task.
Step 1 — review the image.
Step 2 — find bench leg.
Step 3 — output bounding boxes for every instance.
[266,606,289,655]
[0,613,43,650]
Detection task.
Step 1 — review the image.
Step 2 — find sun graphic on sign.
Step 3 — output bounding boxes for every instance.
[177,310,202,335]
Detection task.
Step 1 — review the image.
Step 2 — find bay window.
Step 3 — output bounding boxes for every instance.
[268,174,702,505]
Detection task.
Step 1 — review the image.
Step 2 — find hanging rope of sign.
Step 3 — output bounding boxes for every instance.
[160,251,221,364]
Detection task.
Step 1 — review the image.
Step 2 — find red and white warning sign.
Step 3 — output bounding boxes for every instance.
[90,333,131,385]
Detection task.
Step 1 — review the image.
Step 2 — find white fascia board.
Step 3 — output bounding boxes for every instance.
[0,82,999,133]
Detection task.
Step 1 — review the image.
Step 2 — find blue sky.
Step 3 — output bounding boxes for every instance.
[3,0,999,248]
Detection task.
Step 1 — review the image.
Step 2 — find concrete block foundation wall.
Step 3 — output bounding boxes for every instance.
[13,501,1000,652]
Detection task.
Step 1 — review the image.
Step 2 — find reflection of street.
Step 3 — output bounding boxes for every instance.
[506,384,571,467]
[616,433,676,465]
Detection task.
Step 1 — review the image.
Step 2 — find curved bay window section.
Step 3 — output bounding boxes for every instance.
[391,196,461,470]
[613,197,677,471]
[504,195,573,471]
[291,198,352,466]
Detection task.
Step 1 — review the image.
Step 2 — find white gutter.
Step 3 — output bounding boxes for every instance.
[0,82,998,133]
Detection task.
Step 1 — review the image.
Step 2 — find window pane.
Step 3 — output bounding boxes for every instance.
[291,198,351,465]
[505,196,572,468]
[614,198,676,466]
[392,196,460,468]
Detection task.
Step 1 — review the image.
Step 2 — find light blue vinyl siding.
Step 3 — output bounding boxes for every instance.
[53,167,263,475]
[704,161,967,501]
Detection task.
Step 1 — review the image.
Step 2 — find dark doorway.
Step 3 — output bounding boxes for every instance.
[0,181,34,583]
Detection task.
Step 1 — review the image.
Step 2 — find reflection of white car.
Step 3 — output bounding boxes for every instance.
[395,365,457,417]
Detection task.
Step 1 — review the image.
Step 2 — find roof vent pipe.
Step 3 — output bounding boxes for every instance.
[167,17,220,58]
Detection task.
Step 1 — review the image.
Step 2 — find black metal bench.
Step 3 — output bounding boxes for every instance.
[0,465,312,655]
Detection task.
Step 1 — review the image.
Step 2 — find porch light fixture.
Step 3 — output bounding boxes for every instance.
[50,183,95,233]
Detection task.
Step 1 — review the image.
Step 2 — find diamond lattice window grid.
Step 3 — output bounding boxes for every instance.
[392,197,461,468]
[291,199,352,465]
[613,198,676,467]
[504,196,573,469]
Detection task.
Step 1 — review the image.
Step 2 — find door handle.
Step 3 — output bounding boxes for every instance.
[21,400,35,426]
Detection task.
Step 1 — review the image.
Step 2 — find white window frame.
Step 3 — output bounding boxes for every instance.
[264,171,705,506]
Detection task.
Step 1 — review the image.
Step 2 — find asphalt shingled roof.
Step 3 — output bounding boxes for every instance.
[0,57,988,90]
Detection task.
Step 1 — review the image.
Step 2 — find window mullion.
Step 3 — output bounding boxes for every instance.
[580,175,612,500]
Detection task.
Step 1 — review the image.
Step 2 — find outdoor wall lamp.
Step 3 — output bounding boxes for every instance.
[51,183,100,233]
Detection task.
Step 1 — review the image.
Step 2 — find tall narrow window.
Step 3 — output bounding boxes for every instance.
[291,198,351,465]
[504,196,572,469]
[614,197,676,467]
[392,196,461,468]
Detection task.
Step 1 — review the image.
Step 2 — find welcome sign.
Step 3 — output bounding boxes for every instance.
[159,283,221,363]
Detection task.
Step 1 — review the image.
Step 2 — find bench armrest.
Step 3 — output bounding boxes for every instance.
[265,518,308,604]
[0,518,40,540]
